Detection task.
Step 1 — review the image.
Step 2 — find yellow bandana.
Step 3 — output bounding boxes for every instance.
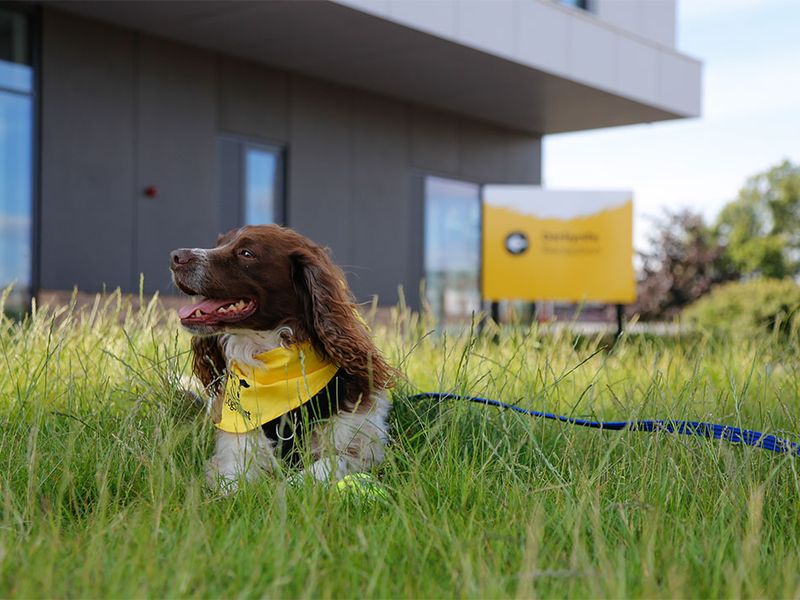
[217,341,339,433]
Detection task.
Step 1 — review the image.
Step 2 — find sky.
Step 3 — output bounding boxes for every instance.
[543,0,800,250]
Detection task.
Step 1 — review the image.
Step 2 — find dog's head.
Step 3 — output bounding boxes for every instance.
[170,224,392,389]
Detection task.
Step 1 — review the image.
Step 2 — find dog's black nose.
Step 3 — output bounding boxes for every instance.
[171,249,197,267]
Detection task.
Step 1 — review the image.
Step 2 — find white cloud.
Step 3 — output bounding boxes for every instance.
[0,214,30,235]
[703,54,800,121]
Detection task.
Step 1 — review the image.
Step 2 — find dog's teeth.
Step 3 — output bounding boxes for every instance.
[218,306,228,313]
[193,309,202,317]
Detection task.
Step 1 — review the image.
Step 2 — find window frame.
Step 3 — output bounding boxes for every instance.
[218,133,287,233]
[0,3,39,309]
[421,174,485,323]
[557,0,591,12]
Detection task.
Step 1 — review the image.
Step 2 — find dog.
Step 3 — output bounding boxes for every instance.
[170,224,393,491]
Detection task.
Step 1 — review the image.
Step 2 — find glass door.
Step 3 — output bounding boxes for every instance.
[0,8,33,311]
[424,176,481,323]
[219,136,284,232]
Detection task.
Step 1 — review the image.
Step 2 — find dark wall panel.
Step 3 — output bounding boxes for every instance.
[506,134,542,184]
[350,95,410,304]
[406,173,427,309]
[40,10,136,292]
[218,57,288,143]
[217,137,243,233]
[458,119,509,183]
[287,77,353,266]
[135,36,218,293]
[409,106,458,175]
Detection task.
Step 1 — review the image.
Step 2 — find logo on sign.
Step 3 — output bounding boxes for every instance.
[504,232,529,255]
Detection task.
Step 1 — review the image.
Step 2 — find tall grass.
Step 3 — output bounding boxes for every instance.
[1,290,799,598]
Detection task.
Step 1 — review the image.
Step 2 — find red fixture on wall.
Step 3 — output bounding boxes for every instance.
[143,185,158,198]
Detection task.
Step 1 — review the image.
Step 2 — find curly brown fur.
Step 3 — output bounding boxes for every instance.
[190,335,226,392]
[290,245,394,404]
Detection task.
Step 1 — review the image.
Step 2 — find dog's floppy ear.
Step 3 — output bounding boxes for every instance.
[191,335,226,392]
[290,246,393,392]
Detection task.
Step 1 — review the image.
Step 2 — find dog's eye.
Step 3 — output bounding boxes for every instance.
[239,249,255,259]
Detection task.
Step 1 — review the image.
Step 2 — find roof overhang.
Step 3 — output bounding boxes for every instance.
[45,0,702,135]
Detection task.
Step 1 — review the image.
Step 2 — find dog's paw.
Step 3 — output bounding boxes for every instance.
[205,467,239,496]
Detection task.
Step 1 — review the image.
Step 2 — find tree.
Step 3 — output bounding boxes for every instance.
[635,209,738,320]
[715,159,800,278]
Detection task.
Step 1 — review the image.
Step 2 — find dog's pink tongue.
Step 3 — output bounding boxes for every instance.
[178,298,237,320]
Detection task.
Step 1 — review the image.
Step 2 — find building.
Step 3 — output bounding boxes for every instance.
[0,0,701,317]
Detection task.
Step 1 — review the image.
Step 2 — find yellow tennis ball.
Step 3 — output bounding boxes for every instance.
[335,473,389,503]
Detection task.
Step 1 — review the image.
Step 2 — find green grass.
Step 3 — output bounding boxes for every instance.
[1,290,799,598]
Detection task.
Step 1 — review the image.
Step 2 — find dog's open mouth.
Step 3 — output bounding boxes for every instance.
[178,297,257,326]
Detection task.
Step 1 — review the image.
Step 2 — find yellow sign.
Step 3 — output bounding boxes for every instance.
[482,187,635,303]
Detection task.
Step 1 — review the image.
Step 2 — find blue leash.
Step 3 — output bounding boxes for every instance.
[407,392,800,457]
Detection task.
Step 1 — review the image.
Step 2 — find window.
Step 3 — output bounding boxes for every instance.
[0,8,33,310]
[424,176,481,323]
[219,137,284,232]
[557,0,590,10]
[244,146,280,226]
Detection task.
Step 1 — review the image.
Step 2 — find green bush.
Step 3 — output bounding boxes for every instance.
[683,277,800,338]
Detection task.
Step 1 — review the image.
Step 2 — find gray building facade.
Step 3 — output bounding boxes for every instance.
[0,0,701,314]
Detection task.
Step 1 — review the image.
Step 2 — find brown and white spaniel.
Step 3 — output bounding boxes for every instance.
[170,225,393,491]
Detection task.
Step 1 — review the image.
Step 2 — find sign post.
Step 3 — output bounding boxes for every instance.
[482,187,635,330]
